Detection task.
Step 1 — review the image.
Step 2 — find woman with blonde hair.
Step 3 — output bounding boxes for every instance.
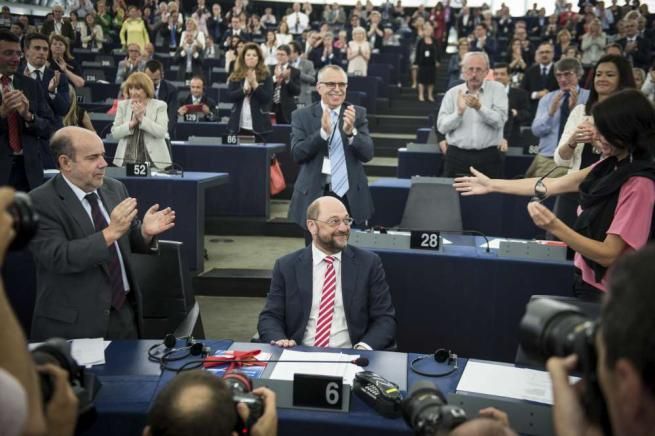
[111,72,172,170]
[347,26,370,76]
[48,34,85,88]
[63,85,95,132]
[82,13,104,50]
[119,5,150,51]
[226,42,273,141]
[180,17,206,51]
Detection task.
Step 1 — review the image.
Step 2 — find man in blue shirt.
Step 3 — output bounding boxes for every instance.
[528,58,589,178]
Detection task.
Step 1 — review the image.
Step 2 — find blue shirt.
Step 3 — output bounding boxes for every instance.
[531,87,590,157]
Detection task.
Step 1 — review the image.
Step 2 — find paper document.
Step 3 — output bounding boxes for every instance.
[457,360,579,405]
[482,238,527,249]
[268,350,363,386]
[29,338,110,368]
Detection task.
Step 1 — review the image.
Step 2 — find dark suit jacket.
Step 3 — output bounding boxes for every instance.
[174,45,204,80]
[20,63,70,120]
[616,36,652,70]
[225,75,273,135]
[158,24,183,49]
[155,79,179,138]
[180,94,218,121]
[40,19,75,43]
[269,65,300,124]
[221,29,252,46]
[308,45,343,70]
[520,63,558,114]
[288,102,374,228]
[505,86,530,142]
[257,245,396,350]
[29,175,154,340]
[0,74,54,190]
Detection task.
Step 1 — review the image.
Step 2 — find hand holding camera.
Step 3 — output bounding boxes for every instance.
[236,387,277,436]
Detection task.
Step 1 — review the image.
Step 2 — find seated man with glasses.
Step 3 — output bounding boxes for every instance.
[288,64,374,244]
[258,195,397,350]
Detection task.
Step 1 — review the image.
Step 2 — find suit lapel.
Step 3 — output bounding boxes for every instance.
[296,246,314,328]
[53,175,95,236]
[340,246,357,324]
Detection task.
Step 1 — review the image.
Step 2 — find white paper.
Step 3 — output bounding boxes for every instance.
[482,238,529,249]
[268,350,363,386]
[457,361,579,405]
[29,338,110,368]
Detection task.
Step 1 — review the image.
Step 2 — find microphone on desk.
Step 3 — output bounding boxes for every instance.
[366,226,491,253]
[203,356,370,368]
[102,155,186,176]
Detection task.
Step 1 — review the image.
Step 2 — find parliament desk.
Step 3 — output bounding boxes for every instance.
[103,140,284,218]
[46,171,229,272]
[397,147,534,180]
[369,178,556,240]
[83,340,468,436]
[369,235,574,362]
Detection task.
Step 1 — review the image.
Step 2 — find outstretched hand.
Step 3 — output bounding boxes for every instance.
[142,204,176,238]
[453,167,492,196]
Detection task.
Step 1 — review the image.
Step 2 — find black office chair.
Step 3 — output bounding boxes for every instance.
[399,177,463,232]
[129,240,205,339]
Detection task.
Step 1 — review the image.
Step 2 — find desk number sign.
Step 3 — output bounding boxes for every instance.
[126,162,150,177]
[221,134,239,145]
[293,374,343,410]
[410,231,441,251]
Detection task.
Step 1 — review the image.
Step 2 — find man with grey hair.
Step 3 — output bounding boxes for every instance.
[437,51,508,178]
[40,4,75,42]
[528,57,589,178]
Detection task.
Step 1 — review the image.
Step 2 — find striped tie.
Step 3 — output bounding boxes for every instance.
[85,193,127,310]
[1,76,22,153]
[314,256,336,348]
[329,111,349,197]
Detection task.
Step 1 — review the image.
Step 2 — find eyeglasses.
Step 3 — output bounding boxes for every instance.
[311,217,354,227]
[555,71,575,79]
[320,82,348,89]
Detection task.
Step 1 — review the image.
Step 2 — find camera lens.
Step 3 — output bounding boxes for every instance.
[402,381,467,436]
[8,192,39,251]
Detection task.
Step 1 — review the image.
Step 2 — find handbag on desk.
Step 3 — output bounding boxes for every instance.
[270,155,286,195]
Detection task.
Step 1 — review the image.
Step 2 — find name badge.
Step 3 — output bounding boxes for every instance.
[322,157,331,175]
[425,50,431,57]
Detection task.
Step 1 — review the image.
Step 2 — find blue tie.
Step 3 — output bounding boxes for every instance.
[329,110,349,197]
[558,92,570,141]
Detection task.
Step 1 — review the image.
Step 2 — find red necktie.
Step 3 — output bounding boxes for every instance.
[1,76,22,153]
[314,256,336,347]
[85,193,127,310]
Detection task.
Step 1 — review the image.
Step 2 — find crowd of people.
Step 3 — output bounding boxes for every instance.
[2,0,655,435]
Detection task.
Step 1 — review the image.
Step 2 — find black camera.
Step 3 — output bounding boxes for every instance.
[223,370,263,434]
[31,338,102,416]
[519,298,611,432]
[402,381,467,436]
[8,192,39,251]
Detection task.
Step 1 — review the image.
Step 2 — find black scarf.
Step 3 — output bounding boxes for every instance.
[574,156,655,282]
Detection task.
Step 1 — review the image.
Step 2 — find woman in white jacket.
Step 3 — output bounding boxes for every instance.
[111,72,172,170]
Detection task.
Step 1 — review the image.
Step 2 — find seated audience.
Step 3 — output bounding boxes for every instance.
[111,72,172,170]
[143,370,278,436]
[258,196,397,350]
[177,76,218,122]
[48,33,85,89]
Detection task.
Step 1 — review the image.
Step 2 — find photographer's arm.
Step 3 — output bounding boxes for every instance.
[0,188,46,436]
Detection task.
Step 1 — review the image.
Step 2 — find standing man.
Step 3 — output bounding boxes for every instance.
[286,3,309,41]
[528,58,589,178]
[0,30,54,192]
[221,16,251,48]
[29,127,176,340]
[437,51,508,178]
[270,44,300,125]
[288,65,374,235]
[177,76,218,122]
[520,42,558,116]
[258,196,396,350]
[493,63,530,150]
[616,17,652,70]
[469,23,497,64]
[288,41,315,108]
[40,5,75,42]
[145,60,178,139]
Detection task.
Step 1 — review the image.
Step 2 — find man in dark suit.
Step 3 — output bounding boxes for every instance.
[221,16,252,49]
[0,30,54,192]
[258,196,396,350]
[39,4,75,43]
[520,42,558,116]
[145,60,178,139]
[158,11,184,52]
[617,17,652,70]
[288,65,374,233]
[177,76,218,122]
[307,33,343,70]
[21,33,69,125]
[494,63,530,149]
[28,127,176,340]
[270,44,300,125]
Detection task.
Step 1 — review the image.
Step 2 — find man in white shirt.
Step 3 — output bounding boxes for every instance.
[258,196,396,350]
[286,2,309,37]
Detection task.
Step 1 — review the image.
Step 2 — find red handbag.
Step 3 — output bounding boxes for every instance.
[270,156,286,195]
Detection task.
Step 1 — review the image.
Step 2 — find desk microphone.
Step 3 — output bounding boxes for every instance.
[102,155,185,176]
[203,356,370,368]
[370,226,491,253]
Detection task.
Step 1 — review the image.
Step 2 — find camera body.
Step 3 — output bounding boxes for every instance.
[7,192,39,251]
[519,298,611,432]
[223,371,264,433]
[30,338,102,415]
[402,381,467,436]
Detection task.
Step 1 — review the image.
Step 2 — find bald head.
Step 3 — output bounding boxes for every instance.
[50,126,102,166]
[306,196,347,221]
[306,196,351,254]
[51,126,108,192]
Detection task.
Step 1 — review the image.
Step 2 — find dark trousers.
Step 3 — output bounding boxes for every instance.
[443,146,503,178]
[272,103,289,124]
[106,299,139,339]
[572,269,605,303]
[8,155,30,192]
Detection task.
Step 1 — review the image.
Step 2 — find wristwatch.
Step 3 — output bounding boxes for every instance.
[346,128,358,138]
